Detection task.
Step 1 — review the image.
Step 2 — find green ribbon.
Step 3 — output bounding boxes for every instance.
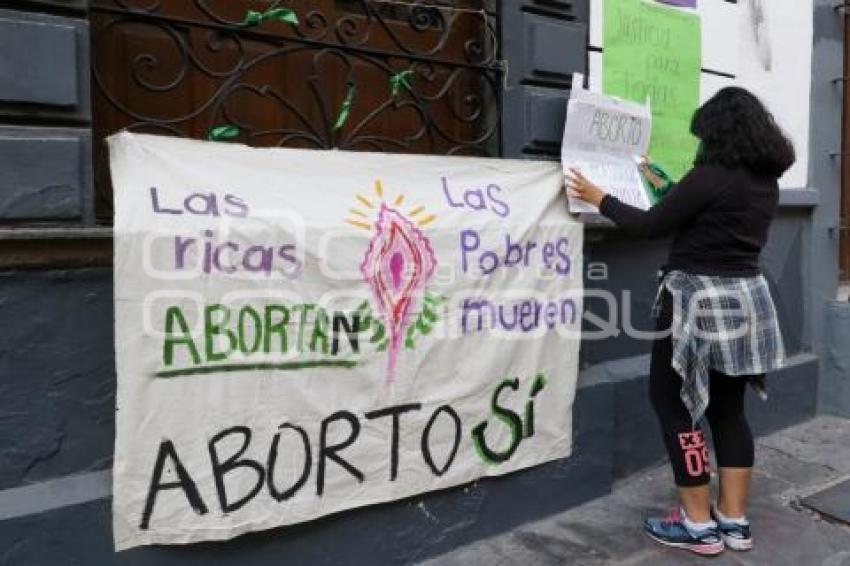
[642,162,674,201]
[207,124,241,141]
[241,7,299,27]
[333,85,357,132]
[389,69,414,97]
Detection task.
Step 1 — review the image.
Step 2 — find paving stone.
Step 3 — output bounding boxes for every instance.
[420,417,850,566]
[803,478,850,526]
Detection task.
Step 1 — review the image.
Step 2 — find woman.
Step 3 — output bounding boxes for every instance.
[566,87,794,557]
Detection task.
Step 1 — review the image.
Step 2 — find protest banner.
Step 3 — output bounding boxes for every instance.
[603,0,702,180]
[109,133,584,550]
[561,73,653,215]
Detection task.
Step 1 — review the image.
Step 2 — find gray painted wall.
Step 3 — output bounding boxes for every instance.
[810,0,850,417]
[500,0,588,159]
[824,300,850,416]
[0,7,93,225]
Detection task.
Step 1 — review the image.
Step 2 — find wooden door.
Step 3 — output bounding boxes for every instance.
[90,0,501,222]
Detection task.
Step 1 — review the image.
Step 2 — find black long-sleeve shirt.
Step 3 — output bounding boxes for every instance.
[598,164,779,277]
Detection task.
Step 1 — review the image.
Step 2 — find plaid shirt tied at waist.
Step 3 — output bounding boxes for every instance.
[652,270,786,424]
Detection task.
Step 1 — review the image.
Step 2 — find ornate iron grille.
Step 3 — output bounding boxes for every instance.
[90,0,503,222]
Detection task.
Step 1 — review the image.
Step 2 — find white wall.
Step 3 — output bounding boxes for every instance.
[588,0,813,188]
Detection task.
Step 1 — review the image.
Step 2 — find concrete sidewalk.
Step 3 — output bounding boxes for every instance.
[421,416,850,566]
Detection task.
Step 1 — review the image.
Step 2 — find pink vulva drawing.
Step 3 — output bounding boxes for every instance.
[361,204,437,382]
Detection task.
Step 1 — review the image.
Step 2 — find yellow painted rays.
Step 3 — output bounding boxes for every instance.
[346,180,437,231]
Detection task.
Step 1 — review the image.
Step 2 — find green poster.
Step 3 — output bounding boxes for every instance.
[603,0,702,180]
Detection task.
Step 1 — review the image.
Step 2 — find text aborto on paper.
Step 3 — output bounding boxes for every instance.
[561,73,653,215]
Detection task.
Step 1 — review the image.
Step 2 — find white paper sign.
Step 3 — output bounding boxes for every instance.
[562,74,653,214]
[109,133,584,550]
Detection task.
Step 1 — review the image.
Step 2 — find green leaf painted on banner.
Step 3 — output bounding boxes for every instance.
[416,317,432,335]
[422,307,437,324]
[389,69,414,97]
[370,320,386,343]
[354,300,372,329]
[405,324,417,350]
[401,291,448,350]
[424,292,447,306]
[333,85,356,131]
[207,125,241,141]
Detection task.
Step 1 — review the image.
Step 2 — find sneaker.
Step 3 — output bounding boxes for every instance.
[643,508,725,556]
[711,505,753,551]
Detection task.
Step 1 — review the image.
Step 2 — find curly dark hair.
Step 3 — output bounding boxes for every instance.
[691,86,795,178]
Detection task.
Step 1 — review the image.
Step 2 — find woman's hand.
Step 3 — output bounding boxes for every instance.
[565,168,608,207]
[638,156,668,190]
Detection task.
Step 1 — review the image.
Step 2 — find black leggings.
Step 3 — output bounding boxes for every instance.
[651,291,756,487]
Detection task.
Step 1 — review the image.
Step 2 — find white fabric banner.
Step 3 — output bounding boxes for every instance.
[562,73,653,214]
[109,133,584,550]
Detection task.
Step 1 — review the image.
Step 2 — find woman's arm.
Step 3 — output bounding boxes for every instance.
[567,165,722,239]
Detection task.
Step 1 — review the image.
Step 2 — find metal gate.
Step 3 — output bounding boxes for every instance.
[90,0,502,222]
